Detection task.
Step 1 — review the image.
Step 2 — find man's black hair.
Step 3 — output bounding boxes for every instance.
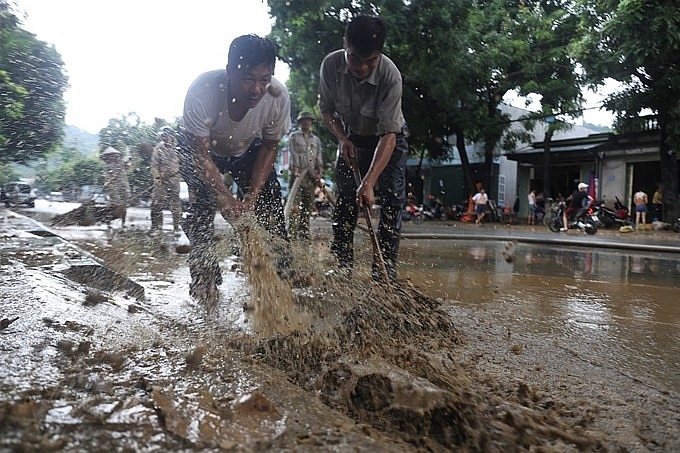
[228,34,277,72]
[344,15,386,56]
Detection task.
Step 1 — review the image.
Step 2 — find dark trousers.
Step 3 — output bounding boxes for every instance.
[178,135,288,289]
[331,133,407,269]
[288,171,316,239]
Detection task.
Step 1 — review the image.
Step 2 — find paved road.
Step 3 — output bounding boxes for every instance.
[4,204,680,255]
[398,219,680,254]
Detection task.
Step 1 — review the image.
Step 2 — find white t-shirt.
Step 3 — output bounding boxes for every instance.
[182,69,291,158]
[473,192,488,205]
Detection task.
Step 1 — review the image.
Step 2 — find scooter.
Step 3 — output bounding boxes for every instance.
[421,195,448,221]
[546,201,598,235]
[590,199,634,229]
[403,202,424,224]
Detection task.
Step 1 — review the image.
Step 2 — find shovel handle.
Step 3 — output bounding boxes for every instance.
[350,155,391,284]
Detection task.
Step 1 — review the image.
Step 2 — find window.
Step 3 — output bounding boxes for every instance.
[497,175,506,207]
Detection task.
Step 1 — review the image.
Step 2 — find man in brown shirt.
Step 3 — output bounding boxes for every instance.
[318,15,408,282]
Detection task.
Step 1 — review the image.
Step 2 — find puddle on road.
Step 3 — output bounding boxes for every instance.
[399,239,680,392]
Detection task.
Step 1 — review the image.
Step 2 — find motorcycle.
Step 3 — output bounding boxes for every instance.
[590,199,634,229]
[403,202,424,224]
[315,199,334,218]
[546,201,598,235]
[421,195,448,221]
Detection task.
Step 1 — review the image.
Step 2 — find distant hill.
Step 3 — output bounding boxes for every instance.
[64,125,99,156]
[581,121,613,133]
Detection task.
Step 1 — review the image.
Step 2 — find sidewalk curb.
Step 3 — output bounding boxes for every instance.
[1,208,145,299]
[399,231,680,254]
[354,220,680,254]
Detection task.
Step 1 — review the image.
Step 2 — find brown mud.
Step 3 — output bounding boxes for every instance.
[2,212,678,452]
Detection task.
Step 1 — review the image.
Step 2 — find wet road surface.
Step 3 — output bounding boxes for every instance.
[2,202,680,451]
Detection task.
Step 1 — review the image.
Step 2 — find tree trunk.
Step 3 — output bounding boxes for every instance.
[455,129,475,195]
[659,126,679,222]
[542,128,554,198]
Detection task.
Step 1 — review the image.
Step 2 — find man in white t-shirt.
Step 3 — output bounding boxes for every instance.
[472,187,489,225]
[179,34,292,300]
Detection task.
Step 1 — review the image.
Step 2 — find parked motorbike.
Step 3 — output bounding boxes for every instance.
[403,202,424,224]
[315,199,334,218]
[421,195,448,221]
[448,203,465,221]
[546,201,598,235]
[590,199,634,229]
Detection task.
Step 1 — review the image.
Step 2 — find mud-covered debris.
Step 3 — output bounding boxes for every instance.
[77,341,91,356]
[175,244,191,254]
[233,391,279,419]
[83,290,108,306]
[56,340,76,355]
[50,201,121,227]
[63,264,144,300]
[127,304,143,313]
[249,273,599,451]
[0,317,19,330]
[185,346,208,370]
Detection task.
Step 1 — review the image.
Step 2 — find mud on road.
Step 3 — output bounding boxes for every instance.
[1,211,679,452]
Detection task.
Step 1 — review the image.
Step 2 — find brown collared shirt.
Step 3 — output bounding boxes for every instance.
[318,49,405,137]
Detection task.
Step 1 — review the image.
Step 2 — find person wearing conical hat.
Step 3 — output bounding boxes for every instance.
[101,146,130,228]
[288,110,324,240]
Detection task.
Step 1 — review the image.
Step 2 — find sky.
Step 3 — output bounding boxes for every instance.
[16,0,289,133]
[16,0,614,134]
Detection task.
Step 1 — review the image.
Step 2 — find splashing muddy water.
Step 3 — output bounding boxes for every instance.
[235,217,307,338]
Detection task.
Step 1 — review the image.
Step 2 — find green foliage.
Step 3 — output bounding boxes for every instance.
[575,0,680,126]
[268,0,586,193]
[35,153,103,194]
[574,0,680,213]
[98,113,163,195]
[0,162,20,185]
[0,1,68,164]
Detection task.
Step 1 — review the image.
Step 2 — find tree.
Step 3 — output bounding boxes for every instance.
[35,151,103,198]
[511,1,583,198]
[98,113,161,200]
[267,0,484,192]
[267,0,357,169]
[268,0,587,201]
[575,0,680,219]
[0,1,68,164]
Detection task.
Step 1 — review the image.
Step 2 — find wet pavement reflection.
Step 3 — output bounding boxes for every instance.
[399,239,680,393]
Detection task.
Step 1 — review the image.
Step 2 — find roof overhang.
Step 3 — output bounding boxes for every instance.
[506,142,606,166]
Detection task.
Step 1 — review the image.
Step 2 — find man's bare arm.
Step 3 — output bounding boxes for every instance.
[358,132,397,208]
[192,136,242,219]
[243,138,279,209]
[321,111,355,168]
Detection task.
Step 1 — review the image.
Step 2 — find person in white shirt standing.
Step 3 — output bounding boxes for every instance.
[472,187,489,225]
[527,189,536,225]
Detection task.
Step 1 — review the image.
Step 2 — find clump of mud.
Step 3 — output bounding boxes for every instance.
[239,228,601,451]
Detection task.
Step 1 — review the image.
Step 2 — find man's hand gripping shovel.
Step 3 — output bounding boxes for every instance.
[349,154,392,285]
